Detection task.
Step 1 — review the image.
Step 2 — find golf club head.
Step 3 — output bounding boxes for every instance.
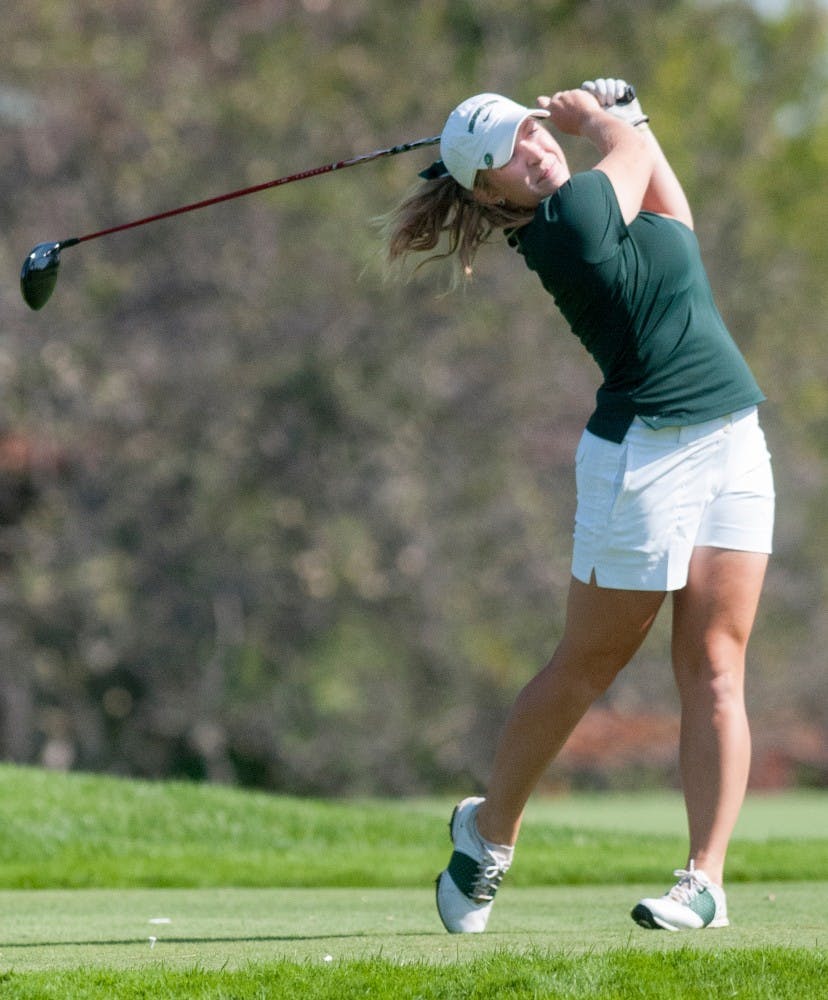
[20,242,61,310]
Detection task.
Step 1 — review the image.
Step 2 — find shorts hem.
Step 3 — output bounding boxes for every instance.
[572,540,773,592]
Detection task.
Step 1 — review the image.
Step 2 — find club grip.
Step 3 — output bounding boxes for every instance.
[618,85,636,106]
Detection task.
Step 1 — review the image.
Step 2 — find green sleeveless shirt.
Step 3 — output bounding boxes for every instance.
[509,170,764,443]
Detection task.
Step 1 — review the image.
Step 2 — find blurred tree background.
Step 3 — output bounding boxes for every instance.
[1,0,826,795]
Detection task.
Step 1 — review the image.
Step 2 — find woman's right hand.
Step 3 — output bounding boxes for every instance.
[537,89,606,137]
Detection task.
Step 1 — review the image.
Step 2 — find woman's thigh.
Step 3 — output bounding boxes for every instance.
[557,575,666,682]
[671,547,769,677]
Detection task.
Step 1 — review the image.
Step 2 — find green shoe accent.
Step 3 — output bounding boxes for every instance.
[447,851,488,898]
[689,887,717,926]
[446,849,506,903]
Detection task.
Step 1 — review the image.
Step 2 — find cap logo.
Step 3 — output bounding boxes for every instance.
[484,153,494,167]
[467,99,498,134]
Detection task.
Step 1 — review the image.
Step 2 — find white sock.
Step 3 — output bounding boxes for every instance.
[473,813,514,865]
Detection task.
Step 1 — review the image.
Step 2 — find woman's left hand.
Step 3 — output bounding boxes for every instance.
[581,78,649,128]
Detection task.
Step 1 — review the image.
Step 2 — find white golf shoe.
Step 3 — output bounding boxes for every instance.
[435,796,513,933]
[632,862,729,931]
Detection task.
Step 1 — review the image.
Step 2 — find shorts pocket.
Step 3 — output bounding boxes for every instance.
[575,432,629,529]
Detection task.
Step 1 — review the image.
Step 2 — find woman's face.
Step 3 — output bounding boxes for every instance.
[478,117,570,210]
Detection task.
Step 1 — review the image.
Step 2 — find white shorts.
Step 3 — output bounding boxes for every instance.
[572,406,775,591]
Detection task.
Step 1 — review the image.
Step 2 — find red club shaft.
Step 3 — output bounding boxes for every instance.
[64,135,440,248]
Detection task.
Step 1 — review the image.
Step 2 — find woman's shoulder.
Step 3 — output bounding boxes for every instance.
[514,170,624,259]
[548,169,616,216]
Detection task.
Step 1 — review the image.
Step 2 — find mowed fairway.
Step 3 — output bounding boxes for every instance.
[0,766,824,997]
[0,882,825,970]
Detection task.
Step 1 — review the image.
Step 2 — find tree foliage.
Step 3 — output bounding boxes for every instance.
[1,0,826,793]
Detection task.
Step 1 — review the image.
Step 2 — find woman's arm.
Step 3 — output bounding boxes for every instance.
[578,79,693,229]
[638,128,694,228]
[538,89,654,225]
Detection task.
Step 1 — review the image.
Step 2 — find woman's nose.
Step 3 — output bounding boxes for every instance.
[518,139,542,162]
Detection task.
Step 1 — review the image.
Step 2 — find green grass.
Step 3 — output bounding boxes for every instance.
[0,765,825,888]
[0,765,824,997]
[1,948,825,1000]
[0,883,824,969]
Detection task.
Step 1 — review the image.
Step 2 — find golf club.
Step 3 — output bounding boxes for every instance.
[21,86,638,311]
[20,134,440,310]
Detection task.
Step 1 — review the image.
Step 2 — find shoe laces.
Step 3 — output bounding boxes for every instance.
[471,859,508,903]
[667,861,712,905]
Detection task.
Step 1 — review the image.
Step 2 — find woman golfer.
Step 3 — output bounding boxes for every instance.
[386,79,774,932]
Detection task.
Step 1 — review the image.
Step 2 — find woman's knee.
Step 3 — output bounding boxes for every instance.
[531,644,628,706]
[674,648,747,707]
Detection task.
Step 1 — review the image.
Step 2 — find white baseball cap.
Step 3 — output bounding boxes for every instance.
[439,93,550,190]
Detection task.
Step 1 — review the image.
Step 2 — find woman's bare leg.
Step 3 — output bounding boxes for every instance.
[476,576,665,846]
[671,546,768,885]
